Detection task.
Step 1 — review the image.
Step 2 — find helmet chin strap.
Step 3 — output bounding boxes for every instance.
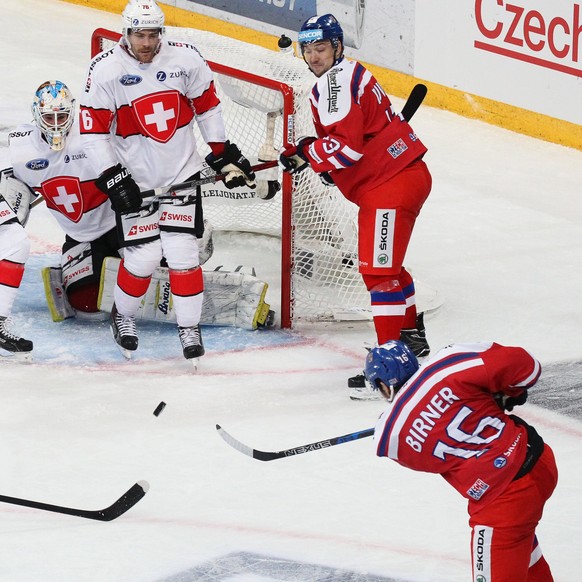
[378,381,396,402]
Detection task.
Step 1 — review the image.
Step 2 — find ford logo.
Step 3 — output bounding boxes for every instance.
[25,158,49,170]
[120,74,142,86]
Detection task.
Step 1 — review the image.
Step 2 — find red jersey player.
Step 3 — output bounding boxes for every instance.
[366,340,557,582]
[279,14,432,397]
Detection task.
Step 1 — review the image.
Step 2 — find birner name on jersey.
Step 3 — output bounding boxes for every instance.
[405,387,460,453]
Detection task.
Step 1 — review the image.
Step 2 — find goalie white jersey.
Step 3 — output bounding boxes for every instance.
[9,123,116,242]
[79,38,227,189]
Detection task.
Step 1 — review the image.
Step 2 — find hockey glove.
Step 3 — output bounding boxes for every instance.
[205,141,256,189]
[319,171,335,187]
[95,164,142,215]
[0,167,37,226]
[494,390,528,412]
[278,136,316,175]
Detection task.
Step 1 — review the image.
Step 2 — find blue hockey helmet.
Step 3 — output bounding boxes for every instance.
[298,14,344,55]
[364,341,419,401]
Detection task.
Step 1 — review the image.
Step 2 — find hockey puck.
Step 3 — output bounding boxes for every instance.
[153,401,166,417]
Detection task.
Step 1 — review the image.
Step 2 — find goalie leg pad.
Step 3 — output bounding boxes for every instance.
[98,257,273,330]
[42,266,76,322]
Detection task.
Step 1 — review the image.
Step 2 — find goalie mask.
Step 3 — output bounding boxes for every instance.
[31,80,75,152]
[122,0,165,59]
[364,341,419,402]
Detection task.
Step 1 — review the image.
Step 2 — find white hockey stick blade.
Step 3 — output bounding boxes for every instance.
[216,425,255,458]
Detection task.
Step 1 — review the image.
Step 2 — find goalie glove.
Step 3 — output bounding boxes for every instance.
[205,141,256,189]
[278,136,315,175]
[0,167,37,227]
[95,164,142,215]
[494,390,528,412]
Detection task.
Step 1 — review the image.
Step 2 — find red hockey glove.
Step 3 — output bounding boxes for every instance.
[278,137,316,175]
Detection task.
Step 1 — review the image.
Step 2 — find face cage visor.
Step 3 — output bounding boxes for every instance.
[33,100,75,152]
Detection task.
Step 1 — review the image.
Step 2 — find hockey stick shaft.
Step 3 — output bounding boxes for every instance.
[216,424,374,461]
[32,86,421,211]
[141,160,279,201]
[33,86,422,211]
[0,480,149,521]
[401,83,428,122]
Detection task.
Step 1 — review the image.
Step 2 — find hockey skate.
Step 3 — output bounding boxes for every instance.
[400,312,430,358]
[0,316,33,359]
[178,324,205,369]
[110,304,138,359]
[349,374,382,401]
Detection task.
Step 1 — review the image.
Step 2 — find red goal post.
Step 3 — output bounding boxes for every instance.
[90,27,375,329]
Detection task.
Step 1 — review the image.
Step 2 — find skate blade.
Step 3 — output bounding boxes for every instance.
[0,350,33,363]
[116,345,133,360]
[110,327,135,360]
[189,357,200,371]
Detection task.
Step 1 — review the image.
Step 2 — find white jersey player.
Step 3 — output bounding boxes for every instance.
[0,169,33,356]
[8,80,121,319]
[79,0,256,364]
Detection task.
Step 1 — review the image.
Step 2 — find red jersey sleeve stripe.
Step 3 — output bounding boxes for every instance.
[190,81,221,116]
[80,107,113,135]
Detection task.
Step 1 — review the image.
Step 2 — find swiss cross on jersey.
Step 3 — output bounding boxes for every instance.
[132,91,180,143]
[41,176,83,223]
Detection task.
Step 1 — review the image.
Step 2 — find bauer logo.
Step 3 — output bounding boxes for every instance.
[120,74,143,86]
[25,158,49,170]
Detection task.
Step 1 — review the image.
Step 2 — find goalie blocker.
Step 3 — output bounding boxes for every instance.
[42,258,274,331]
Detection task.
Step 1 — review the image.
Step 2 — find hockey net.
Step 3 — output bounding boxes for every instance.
[91,27,370,328]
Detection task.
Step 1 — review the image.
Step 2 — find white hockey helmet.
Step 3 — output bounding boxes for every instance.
[31,80,76,151]
[122,1,165,36]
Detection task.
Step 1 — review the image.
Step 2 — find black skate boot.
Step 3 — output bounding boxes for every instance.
[348,373,366,388]
[110,304,138,358]
[0,316,33,356]
[178,324,205,368]
[400,312,430,358]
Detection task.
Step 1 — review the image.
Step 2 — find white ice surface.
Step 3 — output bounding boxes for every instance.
[0,1,581,581]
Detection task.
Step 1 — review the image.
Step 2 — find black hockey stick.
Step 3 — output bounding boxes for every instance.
[141,160,278,201]
[0,480,149,521]
[401,83,428,122]
[216,424,374,461]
